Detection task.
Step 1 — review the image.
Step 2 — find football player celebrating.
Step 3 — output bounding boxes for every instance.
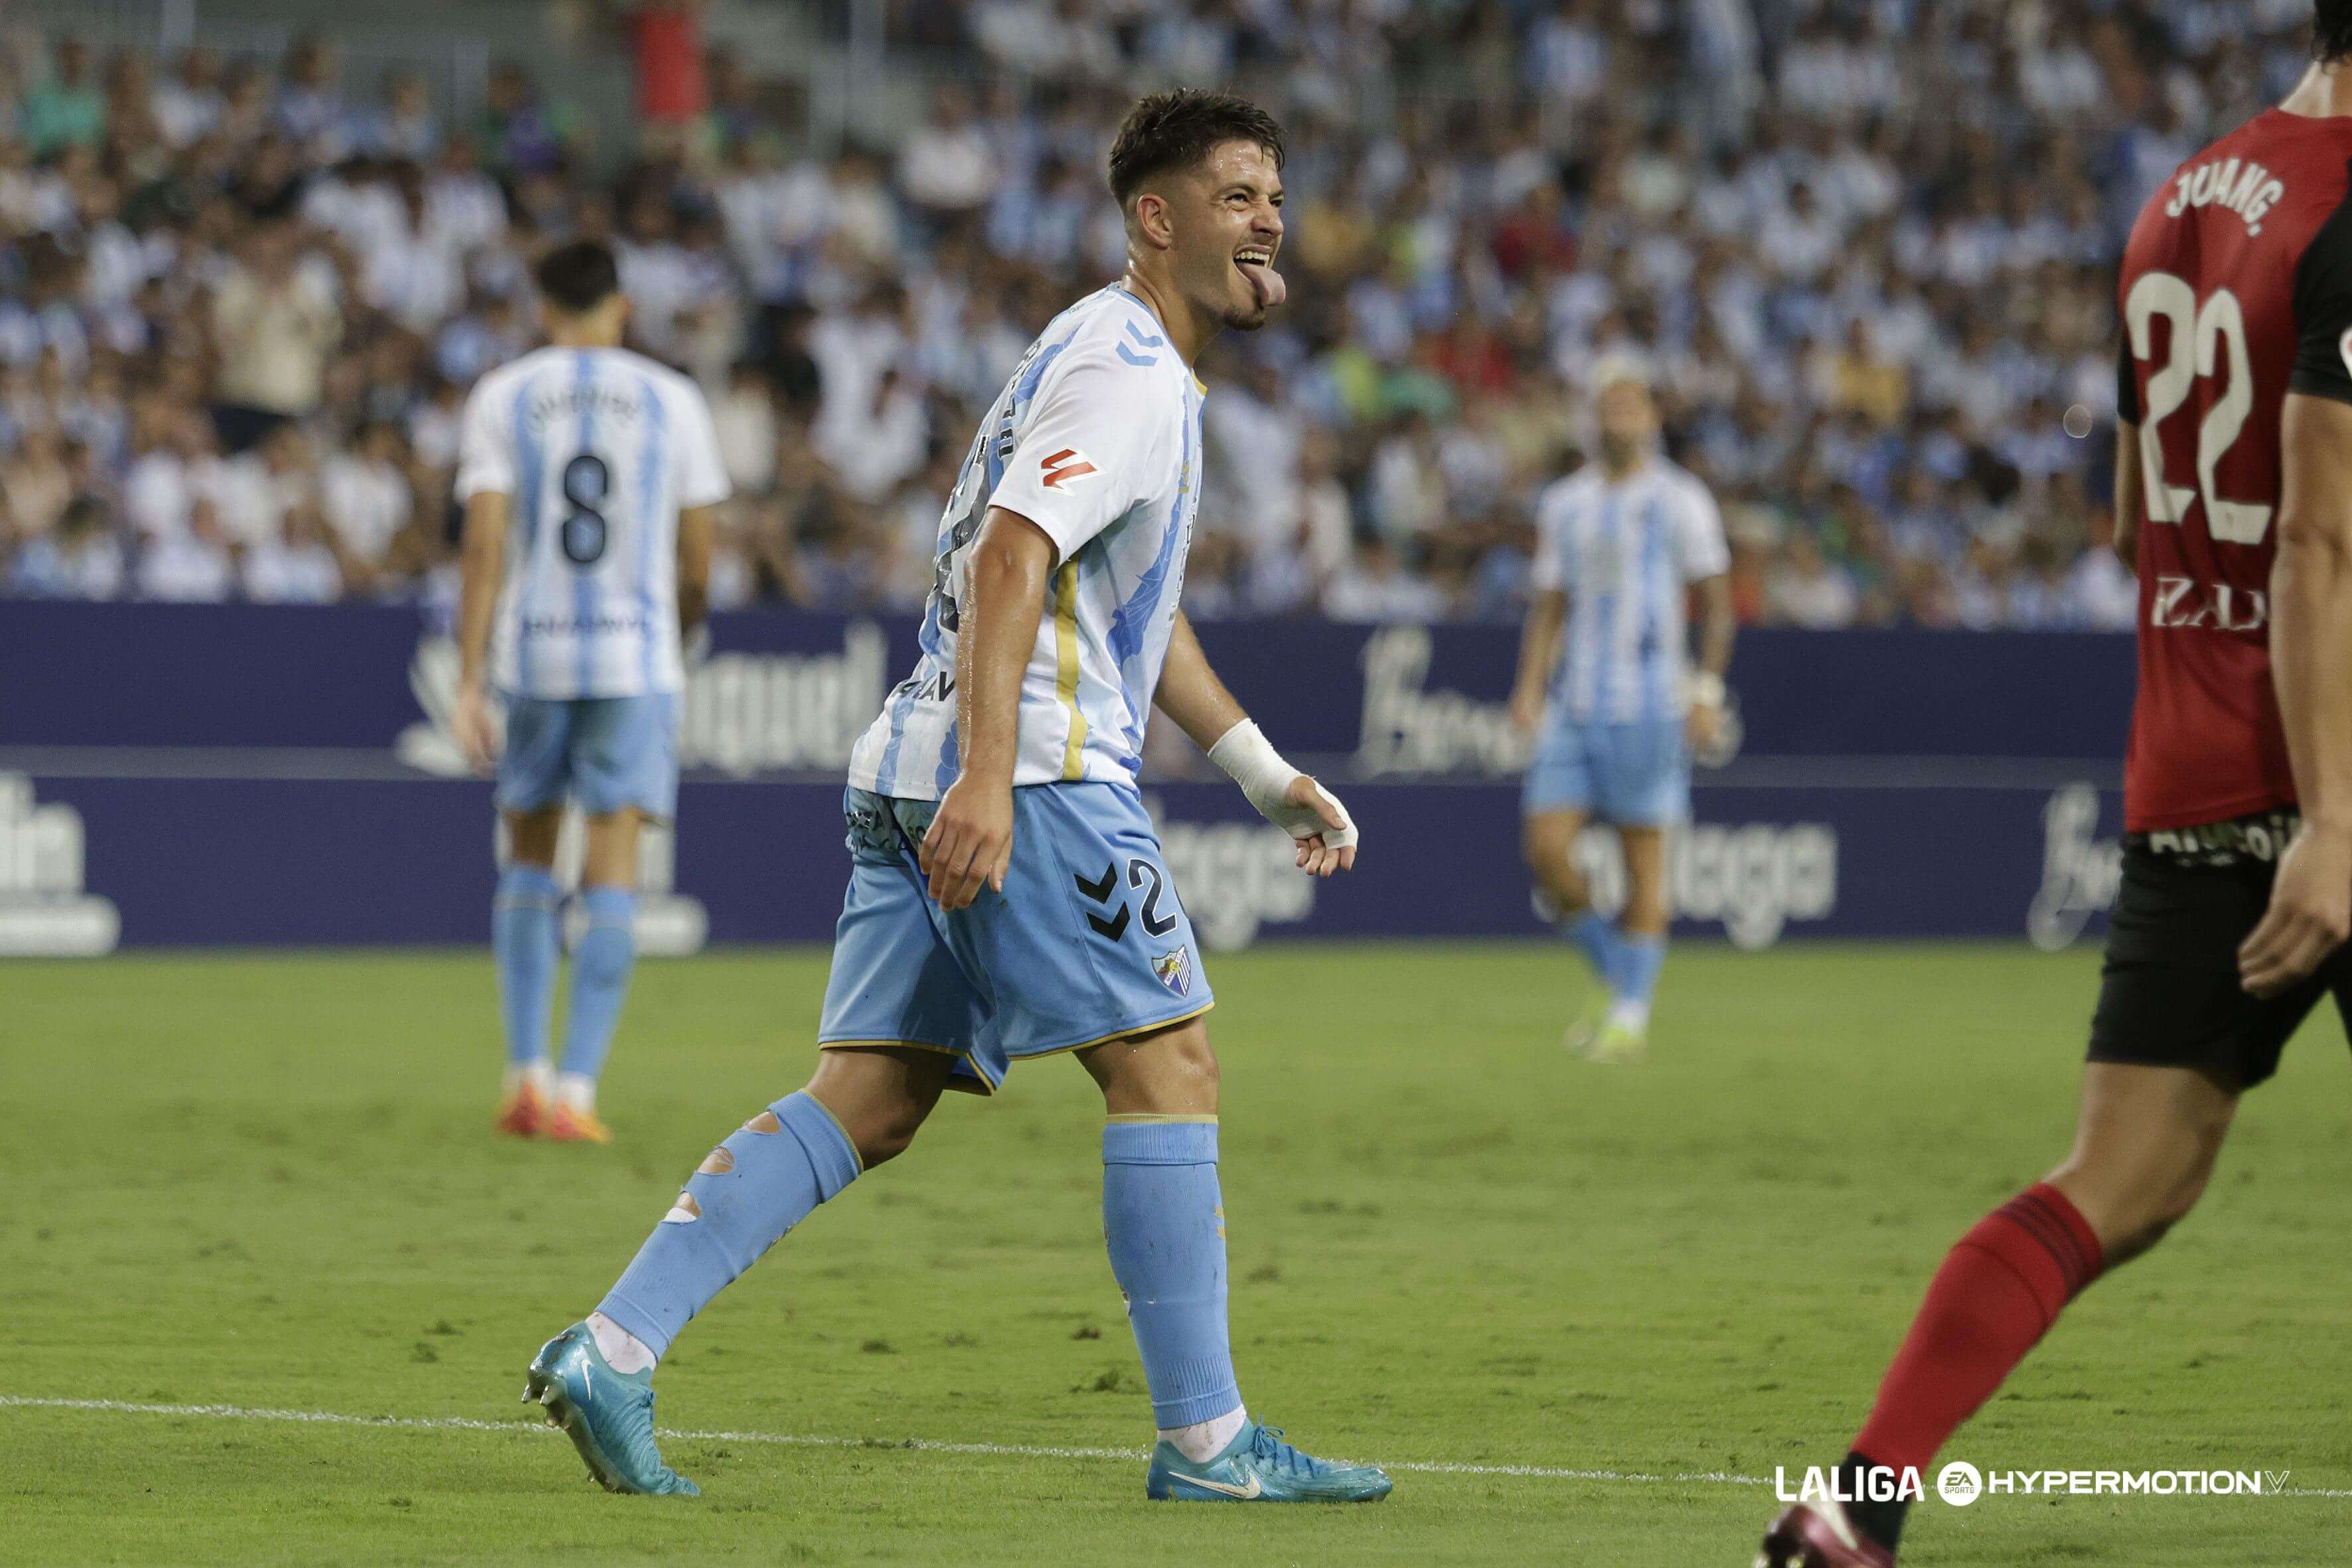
[520,90,1390,1506]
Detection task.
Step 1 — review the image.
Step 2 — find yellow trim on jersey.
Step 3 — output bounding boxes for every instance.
[1055,560,1088,781]
[1105,1113,1219,1125]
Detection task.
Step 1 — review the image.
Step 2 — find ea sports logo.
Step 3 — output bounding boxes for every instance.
[1937,1461,1983,1507]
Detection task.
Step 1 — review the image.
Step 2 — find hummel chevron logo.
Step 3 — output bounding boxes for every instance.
[1073,864,1119,903]
[1179,1473,1262,1499]
[1087,905,1131,942]
[1040,448,1097,489]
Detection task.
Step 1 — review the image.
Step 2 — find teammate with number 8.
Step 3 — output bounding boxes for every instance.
[1761,13,2352,1562]
[450,240,730,1144]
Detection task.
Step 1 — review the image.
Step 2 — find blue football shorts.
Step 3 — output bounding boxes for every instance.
[1522,711,1689,826]
[817,781,1215,1094]
[496,693,680,821]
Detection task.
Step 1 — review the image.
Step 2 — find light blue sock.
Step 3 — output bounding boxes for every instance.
[559,886,637,1082]
[1563,909,1622,990]
[598,1091,861,1359]
[1617,932,1668,1006]
[493,866,561,1067]
[1103,1118,1241,1429]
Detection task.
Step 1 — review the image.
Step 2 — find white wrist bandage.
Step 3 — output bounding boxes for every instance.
[1206,720,1359,850]
[1683,669,1726,708]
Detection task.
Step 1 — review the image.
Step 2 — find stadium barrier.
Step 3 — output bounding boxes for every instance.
[0,605,2130,953]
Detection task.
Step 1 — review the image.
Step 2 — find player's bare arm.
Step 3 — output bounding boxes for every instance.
[2241,392,2352,996]
[676,502,718,637]
[921,506,1054,910]
[1154,607,1357,877]
[1508,588,1566,735]
[2112,420,2143,570]
[453,489,509,773]
[1685,572,1735,752]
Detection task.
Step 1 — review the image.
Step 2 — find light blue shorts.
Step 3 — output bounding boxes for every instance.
[817,782,1215,1095]
[1523,713,1688,826]
[496,693,680,821]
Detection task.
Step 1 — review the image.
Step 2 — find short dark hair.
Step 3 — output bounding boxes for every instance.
[534,239,619,315]
[2321,0,2352,62]
[1107,89,1285,211]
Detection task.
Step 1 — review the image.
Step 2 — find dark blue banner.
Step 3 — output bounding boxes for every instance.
[2,603,2138,765]
[1,768,2123,953]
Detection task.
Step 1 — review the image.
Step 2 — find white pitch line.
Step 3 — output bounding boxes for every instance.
[0,1394,1759,1486]
[7,1396,2348,1498]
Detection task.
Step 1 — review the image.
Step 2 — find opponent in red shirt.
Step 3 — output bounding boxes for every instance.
[1761,16,2352,1564]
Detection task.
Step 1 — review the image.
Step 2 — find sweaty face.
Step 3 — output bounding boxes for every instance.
[1162,141,1287,332]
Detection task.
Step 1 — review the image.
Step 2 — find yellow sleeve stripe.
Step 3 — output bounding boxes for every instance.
[1055,560,1087,781]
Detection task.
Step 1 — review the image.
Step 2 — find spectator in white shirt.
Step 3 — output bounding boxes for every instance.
[712,362,779,497]
[243,499,348,602]
[9,494,125,597]
[151,47,226,150]
[139,497,236,600]
[897,87,997,220]
[1324,536,1448,624]
[819,364,927,503]
[120,400,198,540]
[1766,530,1860,628]
[319,418,410,564]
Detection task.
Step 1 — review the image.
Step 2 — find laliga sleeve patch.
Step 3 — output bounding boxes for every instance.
[1040,447,1098,490]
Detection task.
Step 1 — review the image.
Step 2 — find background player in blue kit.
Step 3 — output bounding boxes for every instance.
[519,91,1391,1505]
[1508,368,1735,1064]
[450,241,730,1143]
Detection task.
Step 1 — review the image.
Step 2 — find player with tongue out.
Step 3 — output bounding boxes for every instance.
[522,88,1387,1509]
[1113,110,1286,346]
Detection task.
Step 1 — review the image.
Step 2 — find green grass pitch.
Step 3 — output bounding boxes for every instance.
[3,941,2348,1565]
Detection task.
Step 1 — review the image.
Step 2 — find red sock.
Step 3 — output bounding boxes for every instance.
[1852,1182,2104,1474]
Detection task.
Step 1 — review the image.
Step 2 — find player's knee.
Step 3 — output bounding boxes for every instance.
[1086,1020,1218,1116]
[1523,835,1588,908]
[505,809,562,868]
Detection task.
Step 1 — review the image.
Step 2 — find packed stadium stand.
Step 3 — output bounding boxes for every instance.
[0,1,2310,626]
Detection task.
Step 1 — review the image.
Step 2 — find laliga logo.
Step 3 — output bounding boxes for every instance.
[1938,1462,1983,1507]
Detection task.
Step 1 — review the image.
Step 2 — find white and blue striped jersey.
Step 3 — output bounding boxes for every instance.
[1531,457,1729,725]
[455,345,729,700]
[848,283,1203,801]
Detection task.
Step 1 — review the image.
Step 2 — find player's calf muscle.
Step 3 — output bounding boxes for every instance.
[805,1048,950,1167]
[2047,1063,2236,1264]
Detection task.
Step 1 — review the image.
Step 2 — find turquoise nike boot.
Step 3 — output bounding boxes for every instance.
[1146,1420,1393,1502]
[522,1321,699,1496]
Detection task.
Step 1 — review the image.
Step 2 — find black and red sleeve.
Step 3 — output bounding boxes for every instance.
[2290,165,2352,406]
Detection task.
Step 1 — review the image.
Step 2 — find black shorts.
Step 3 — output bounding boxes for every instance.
[2088,843,2352,1090]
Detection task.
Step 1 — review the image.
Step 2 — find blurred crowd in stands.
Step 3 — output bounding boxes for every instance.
[0,1,2317,627]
